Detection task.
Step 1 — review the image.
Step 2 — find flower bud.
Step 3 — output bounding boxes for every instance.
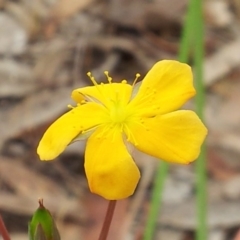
[28,199,60,240]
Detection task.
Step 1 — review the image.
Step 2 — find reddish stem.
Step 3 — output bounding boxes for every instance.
[0,215,11,240]
[98,200,117,240]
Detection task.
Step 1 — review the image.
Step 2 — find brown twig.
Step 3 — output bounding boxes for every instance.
[98,200,117,240]
[0,215,11,240]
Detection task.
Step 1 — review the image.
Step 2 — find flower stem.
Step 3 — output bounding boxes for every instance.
[98,200,117,240]
[0,215,11,240]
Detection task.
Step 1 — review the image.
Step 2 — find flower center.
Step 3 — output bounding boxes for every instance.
[110,103,128,123]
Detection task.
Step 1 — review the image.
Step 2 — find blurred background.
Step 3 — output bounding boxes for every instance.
[0,0,240,239]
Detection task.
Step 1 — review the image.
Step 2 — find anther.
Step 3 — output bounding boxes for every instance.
[121,80,127,84]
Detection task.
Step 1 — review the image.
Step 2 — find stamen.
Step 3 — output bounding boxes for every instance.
[132,73,141,87]
[87,72,99,86]
[120,123,124,133]
[86,72,110,109]
[128,73,141,103]
[121,80,127,84]
[97,124,111,139]
[111,125,118,142]
[124,124,138,146]
[67,104,74,109]
[104,71,112,83]
[85,70,118,110]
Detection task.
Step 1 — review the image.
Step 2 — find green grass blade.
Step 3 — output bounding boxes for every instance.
[143,162,169,240]
[143,0,207,238]
[178,0,197,62]
[191,0,207,240]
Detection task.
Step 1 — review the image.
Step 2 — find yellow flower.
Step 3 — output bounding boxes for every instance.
[37,60,207,200]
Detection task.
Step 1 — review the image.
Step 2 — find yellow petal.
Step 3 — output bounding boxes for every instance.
[85,126,140,200]
[128,60,196,116]
[37,103,108,160]
[127,110,207,164]
[71,83,132,108]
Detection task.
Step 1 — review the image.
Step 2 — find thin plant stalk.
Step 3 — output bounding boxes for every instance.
[143,0,207,240]
[98,200,117,240]
[192,0,207,239]
[0,215,11,240]
[178,0,198,63]
[143,162,169,239]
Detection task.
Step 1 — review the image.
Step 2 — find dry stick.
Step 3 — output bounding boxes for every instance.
[0,215,11,240]
[98,200,117,240]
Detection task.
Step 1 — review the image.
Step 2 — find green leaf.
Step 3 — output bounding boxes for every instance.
[28,199,60,240]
